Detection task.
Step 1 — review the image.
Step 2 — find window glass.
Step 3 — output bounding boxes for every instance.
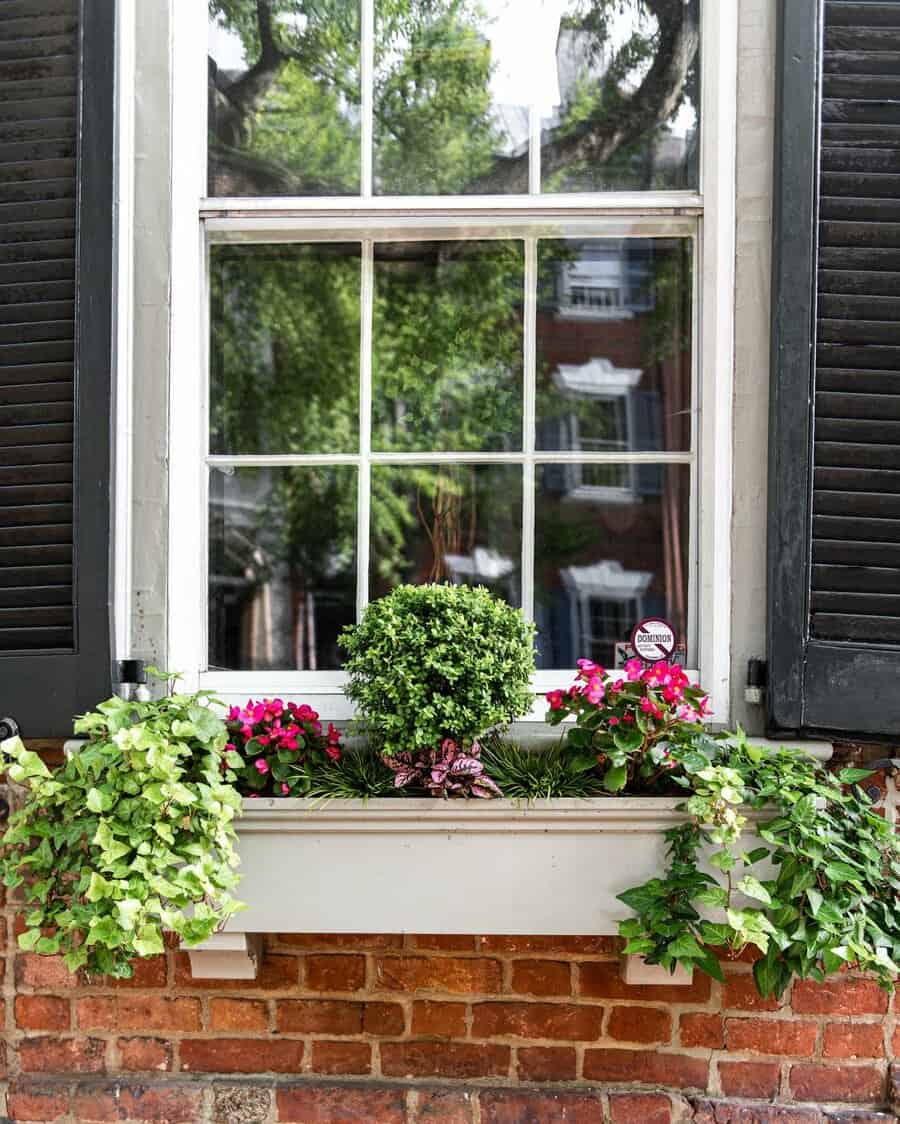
[208,2,361,196]
[373,0,530,195]
[539,0,700,192]
[209,243,361,455]
[208,466,357,671]
[370,464,523,604]
[207,1,700,198]
[536,237,692,453]
[372,240,524,452]
[534,462,691,669]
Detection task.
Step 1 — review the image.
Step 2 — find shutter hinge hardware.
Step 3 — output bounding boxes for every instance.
[744,658,767,707]
[115,659,151,703]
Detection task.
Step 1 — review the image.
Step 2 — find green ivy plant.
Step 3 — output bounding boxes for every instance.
[0,686,244,978]
[617,730,900,996]
[340,583,535,756]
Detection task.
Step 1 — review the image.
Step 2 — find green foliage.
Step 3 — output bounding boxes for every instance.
[480,739,606,800]
[340,583,536,756]
[0,691,244,979]
[303,745,399,800]
[617,731,900,997]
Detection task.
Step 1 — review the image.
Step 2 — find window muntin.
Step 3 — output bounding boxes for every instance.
[206,0,700,199]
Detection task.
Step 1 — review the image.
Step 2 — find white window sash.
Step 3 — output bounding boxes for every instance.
[163,0,738,721]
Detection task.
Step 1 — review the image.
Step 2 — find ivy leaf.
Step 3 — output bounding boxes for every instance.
[737,876,773,906]
[17,928,42,952]
[86,788,112,814]
[695,886,729,908]
[838,768,874,785]
[618,880,666,914]
[666,933,707,961]
[753,955,786,999]
[824,861,861,885]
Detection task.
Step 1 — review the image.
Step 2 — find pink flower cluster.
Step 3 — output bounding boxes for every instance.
[224,698,343,797]
[548,658,710,725]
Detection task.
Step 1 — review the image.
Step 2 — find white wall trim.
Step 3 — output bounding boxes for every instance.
[166,0,208,690]
[698,0,739,721]
[112,0,136,660]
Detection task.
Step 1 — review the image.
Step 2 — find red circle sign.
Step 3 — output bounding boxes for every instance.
[630,618,676,662]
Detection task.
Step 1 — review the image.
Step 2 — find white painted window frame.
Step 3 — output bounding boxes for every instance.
[164,0,737,721]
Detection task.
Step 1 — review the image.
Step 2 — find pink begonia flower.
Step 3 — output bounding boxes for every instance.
[608,716,620,726]
[327,723,342,744]
[225,742,235,752]
[568,685,581,699]
[240,724,254,740]
[584,677,605,705]
[295,704,317,721]
[546,689,565,710]
[576,658,605,680]
[624,657,644,681]
[281,783,290,795]
[610,678,624,692]
[325,744,341,761]
[227,706,240,722]
[256,735,270,746]
[639,697,663,720]
[254,758,269,775]
[622,713,635,724]
[662,684,684,703]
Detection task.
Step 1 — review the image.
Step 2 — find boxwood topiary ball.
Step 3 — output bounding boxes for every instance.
[340,583,536,756]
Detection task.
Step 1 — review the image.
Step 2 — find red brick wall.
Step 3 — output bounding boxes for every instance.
[2,927,897,1123]
[2,765,897,1123]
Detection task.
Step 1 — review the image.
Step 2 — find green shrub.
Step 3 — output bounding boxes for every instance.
[340,583,535,756]
[0,688,243,978]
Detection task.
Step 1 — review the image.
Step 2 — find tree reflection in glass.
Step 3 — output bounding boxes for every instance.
[372,241,523,452]
[207,0,700,197]
[208,466,357,670]
[209,243,361,456]
[370,465,522,603]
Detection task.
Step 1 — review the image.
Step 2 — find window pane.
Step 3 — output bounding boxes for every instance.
[534,463,690,669]
[370,465,522,605]
[372,241,524,452]
[208,3,361,196]
[539,0,700,192]
[536,238,692,453]
[374,0,532,195]
[208,466,357,671]
[209,244,361,456]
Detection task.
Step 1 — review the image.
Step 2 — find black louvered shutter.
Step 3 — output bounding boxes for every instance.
[0,0,114,737]
[769,0,900,736]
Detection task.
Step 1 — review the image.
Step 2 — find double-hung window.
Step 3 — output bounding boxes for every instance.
[168,0,736,719]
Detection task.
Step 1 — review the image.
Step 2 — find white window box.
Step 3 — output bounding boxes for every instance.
[187,796,765,980]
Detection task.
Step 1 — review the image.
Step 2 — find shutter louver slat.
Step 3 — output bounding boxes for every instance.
[0,4,77,654]
[826,3,900,29]
[810,4,900,655]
